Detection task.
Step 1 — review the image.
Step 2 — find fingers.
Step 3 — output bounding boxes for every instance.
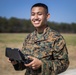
[25,62,37,70]
[25,60,33,66]
[32,66,36,69]
[24,56,34,66]
[7,57,17,65]
[32,64,38,70]
[11,61,17,65]
[24,56,35,68]
[25,56,42,70]
[7,58,11,62]
[28,56,34,60]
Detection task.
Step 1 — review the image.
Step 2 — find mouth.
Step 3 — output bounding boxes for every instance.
[34,21,40,24]
[33,20,41,24]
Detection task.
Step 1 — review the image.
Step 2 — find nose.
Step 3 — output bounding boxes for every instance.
[34,14,38,19]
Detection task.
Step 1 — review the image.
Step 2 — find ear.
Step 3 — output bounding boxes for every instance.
[47,13,50,20]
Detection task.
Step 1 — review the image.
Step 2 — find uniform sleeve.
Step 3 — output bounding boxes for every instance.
[13,62,26,71]
[13,34,31,71]
[40,36,69,75]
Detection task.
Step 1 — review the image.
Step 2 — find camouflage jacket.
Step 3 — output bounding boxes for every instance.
[14,26,69,75]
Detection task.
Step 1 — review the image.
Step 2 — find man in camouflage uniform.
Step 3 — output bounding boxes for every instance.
[11,3,69,75]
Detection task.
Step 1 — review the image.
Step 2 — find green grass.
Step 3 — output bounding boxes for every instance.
[0,33,28,43]
[62,34,76,46]
[0,33,76,45]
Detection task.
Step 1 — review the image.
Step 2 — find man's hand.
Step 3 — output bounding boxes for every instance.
[25,56,42,70]
[7,58,17,65]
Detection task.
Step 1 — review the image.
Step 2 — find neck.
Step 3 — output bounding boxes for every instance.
[36,25,47,34]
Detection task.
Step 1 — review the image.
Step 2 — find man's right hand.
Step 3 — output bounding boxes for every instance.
[7,58,17,65]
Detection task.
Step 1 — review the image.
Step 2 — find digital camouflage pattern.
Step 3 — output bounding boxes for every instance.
[15,26,69,75]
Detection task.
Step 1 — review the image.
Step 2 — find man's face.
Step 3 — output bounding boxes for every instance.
[31,7,49,28]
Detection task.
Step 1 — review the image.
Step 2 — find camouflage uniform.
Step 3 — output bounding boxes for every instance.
[14,26,69,75]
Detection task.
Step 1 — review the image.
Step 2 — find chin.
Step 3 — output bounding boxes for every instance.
[33,24,41,28]
[34,26,40,28]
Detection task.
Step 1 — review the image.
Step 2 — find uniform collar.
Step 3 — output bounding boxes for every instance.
[33,26,51,42]
[34,25,50,35]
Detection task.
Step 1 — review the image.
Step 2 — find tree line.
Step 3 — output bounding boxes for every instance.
[0,16,76,33]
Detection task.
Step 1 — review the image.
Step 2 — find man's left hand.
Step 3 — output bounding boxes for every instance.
[24,56,42,70]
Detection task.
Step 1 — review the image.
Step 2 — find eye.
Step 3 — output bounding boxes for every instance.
[31,12,35,16]
[38,12,42,15]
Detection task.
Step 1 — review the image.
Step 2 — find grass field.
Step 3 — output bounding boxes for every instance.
[0,33,76,75]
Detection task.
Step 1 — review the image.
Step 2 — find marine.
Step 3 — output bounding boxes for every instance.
[20,26,69,75]
[8,3,69,75]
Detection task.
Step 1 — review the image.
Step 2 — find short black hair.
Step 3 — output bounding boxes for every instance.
[31,3,48,13]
